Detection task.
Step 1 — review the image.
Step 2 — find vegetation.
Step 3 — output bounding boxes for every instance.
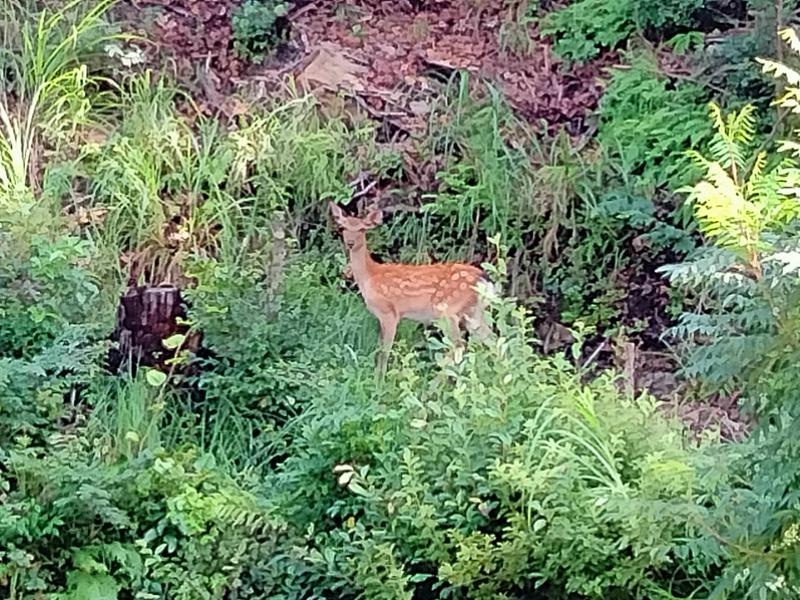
[2,0,800,599]
[231,0,289,62]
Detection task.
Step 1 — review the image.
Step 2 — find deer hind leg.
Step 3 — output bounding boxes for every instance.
[464,303,493,343]
[434,314,464,367]
[376,312,398,375]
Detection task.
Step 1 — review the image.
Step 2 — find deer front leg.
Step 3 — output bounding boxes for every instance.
[376,312,398,376]
[445,315,463,348]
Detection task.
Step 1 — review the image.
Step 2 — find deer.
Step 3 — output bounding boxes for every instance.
[329,201,495,374]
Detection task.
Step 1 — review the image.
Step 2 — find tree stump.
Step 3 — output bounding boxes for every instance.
[109,285,193,373]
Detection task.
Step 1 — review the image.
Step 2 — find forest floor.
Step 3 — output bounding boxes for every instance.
[112,0,748,440]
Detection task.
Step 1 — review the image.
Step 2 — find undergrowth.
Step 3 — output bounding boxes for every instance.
[3,1,800,599]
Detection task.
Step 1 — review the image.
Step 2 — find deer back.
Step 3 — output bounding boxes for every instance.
[364,262,484,322]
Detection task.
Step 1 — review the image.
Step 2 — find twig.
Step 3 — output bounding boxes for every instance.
[351,179,378,201]
[288,0,320,21]
[580,337,609,371]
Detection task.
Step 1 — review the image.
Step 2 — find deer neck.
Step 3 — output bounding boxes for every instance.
[348,237,377,291]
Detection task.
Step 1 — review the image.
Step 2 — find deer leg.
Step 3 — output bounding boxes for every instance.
[376,313,398,375]
[465,306,492,342]
[436,314,464,366]
[446,315,463,348]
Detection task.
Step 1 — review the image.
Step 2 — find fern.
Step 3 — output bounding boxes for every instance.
[540,0,636,62]
[704,102,757,182]
[679,103,800,274]
[661,93,800,390]
[598,54,714,190]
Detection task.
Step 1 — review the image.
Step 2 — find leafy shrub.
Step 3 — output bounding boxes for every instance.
[0,331,107,449]
[707,421,800,599]
[659,32,800,596]
[598,53,714,190]
[182,250,389,466]
[699,0,800,109]
[632,0,703,32]
[659,100,800,388]
[266,297,729,598]
[0,444,289,599]
[231,0,289,63]
[0,232,112,358]
[540,0,636,62]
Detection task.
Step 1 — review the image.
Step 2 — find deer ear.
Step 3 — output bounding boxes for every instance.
[362,209,383,229]
[329,201,346,225]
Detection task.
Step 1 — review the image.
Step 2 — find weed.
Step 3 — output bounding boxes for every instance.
[231,0,289,63]
[421,73,539,262]
[598,52,713,191]
[0,0,118,212]
[540,0,636,62]
[498,0,539,56]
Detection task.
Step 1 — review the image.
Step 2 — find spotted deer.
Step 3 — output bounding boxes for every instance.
[329,201,495,373]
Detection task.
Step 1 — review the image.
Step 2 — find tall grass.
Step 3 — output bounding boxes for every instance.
[86,75,384,287]
[91,373,164,462]
[0,0,119,209]
[421,72,537,257]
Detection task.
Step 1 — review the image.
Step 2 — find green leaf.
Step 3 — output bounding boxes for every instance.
[145,369,167,387]
[64,571,119,600]
[162,334,186,350]
[347,480,369,496]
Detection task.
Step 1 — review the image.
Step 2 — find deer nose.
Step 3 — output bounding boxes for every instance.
[345,240,355,249]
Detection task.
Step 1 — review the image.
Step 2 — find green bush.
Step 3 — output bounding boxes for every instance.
[266,297,729,598]
[659,34,800,595]
[231,0,289,63]
[0,229,114,447]
[598,53,714,191]
[540,0,636,62]
[0,233,111,358]
[659,100,800,389]
[632,0,703,32]
[0,444,289,599]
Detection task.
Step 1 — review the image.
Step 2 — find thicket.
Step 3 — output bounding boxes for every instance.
[2,0,800,599]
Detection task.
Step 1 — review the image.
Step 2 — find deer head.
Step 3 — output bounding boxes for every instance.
[328,201,383,252]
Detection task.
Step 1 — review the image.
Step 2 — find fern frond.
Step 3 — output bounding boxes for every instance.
[774,88,800,114]
[657,247,739,290]
[685,149,711,172]
[779,27,800,55]
[747,151,767,191]
[758,58,800,87]
[708,102,725,135]
[777,140,800,158]
[708,136,747,174]
[678,334,776,384]
[729,104,757,147]
[704,104,754,175]
[689,163,759,251]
